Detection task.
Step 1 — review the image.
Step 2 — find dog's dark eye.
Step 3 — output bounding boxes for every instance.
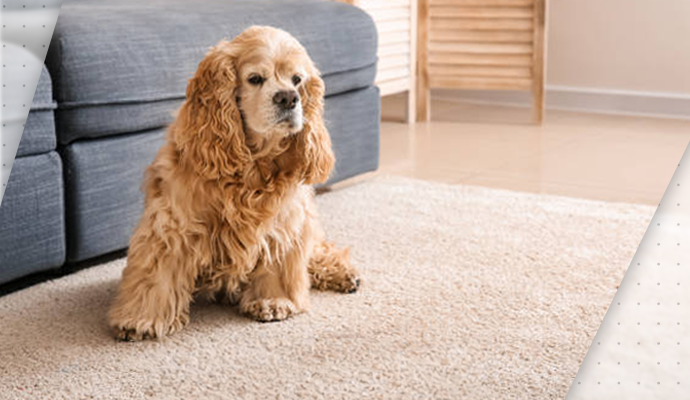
[292,75,302,86]
[248,75,265,86]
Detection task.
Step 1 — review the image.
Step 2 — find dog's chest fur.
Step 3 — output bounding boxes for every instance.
[254,183,312,254]
[194,183,313,297]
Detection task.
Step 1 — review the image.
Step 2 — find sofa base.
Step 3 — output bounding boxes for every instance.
[0,152,66,284]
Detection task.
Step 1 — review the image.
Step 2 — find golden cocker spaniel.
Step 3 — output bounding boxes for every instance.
[108,26,360,341]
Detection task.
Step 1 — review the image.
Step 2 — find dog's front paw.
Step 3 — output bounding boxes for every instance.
[110,313,189,342]
[114,327,152,342]
[241,298,298,322]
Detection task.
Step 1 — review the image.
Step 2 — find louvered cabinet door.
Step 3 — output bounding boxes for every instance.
[335,0,418,123]
[417,0,548,123]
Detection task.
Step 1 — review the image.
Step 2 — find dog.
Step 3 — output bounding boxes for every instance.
[108,26,360,341]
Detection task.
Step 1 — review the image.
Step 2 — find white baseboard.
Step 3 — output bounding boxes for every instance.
[432,86,690,120]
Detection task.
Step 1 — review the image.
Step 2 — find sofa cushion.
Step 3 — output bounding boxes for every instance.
[53,64,376,144]
[2,54,56,159]
[63,86,379,263]
[0,152,66,284]
[48,0,378,143]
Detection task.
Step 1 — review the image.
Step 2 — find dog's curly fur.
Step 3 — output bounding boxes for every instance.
[108,26,360,341]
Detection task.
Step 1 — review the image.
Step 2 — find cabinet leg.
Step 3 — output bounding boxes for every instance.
[416,77,430,122]
[533,86,545,124]
[407,88,416,124]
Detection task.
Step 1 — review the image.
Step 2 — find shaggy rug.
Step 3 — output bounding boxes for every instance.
[0,177,655,399]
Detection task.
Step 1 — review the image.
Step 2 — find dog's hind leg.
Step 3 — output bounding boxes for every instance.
[308,241,360,293]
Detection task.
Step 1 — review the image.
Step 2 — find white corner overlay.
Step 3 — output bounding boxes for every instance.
[0,0,61,204]
[567,143,690,398]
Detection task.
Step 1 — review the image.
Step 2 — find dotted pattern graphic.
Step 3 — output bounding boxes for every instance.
[0,0,61,204]
[567,146,690,399]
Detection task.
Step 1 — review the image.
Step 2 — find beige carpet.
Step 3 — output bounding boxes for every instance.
[0,177,655,399]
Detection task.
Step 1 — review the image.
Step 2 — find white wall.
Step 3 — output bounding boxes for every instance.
[547,0,690,94]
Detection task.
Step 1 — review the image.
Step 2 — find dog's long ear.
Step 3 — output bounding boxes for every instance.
[297,65,335,184]
[174,41,251,180]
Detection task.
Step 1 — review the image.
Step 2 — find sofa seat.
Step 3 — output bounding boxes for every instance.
[0,153,65,284]
[48,0,380,264]
[48,0,378,143]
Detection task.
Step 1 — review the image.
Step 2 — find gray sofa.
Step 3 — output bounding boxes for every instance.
[0,0,380,287]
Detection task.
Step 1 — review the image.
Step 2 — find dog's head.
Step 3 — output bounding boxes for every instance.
[189,26,324,138]
[231,26,313,136]
[177,26,329,180]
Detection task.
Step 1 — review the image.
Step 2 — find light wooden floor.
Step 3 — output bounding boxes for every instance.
[371,94,690,205]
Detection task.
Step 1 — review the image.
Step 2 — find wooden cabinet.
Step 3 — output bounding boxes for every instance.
[336,0,547,124]
[417,0,548,123]
[336,0,418,123]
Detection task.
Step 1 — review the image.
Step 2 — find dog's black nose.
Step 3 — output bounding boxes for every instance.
[273,90,299,110]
